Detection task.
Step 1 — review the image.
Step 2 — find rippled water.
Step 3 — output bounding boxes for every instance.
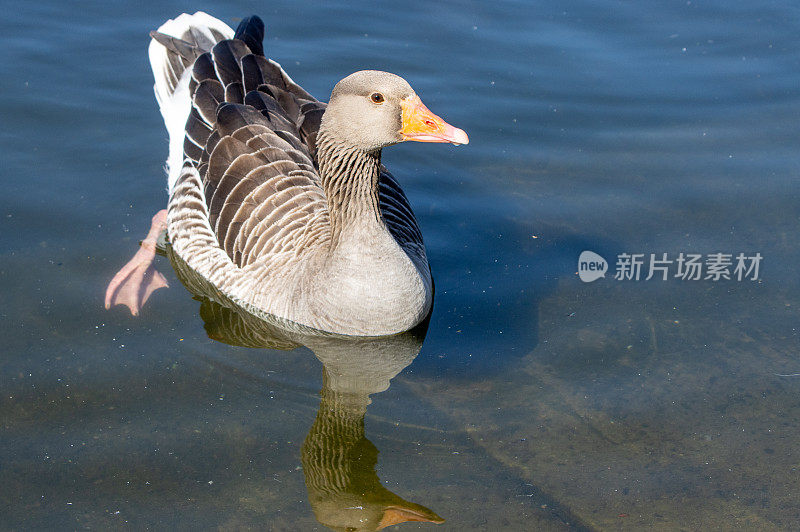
[3,1,800,529]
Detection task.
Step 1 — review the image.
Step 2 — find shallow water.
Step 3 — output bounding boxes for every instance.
[3,1,800,529]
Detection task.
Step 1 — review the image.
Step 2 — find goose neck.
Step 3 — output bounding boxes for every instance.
[316,131,383,243]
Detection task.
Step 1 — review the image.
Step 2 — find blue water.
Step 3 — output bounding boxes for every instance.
[3,1,800,529]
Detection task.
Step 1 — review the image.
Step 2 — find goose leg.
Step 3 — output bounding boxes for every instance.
[104,209,169,315]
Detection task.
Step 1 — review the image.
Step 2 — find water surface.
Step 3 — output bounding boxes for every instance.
[2,1,800,529]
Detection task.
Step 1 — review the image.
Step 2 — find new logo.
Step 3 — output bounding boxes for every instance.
[578,251,608,283]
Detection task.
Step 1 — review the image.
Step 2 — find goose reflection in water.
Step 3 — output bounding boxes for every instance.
[168,245,444,531]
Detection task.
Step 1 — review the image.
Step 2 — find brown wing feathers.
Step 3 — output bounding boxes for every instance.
[156,16,327,268]
[379,170,425,255]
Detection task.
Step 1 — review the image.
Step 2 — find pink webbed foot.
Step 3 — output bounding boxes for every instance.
[104,210,169,316]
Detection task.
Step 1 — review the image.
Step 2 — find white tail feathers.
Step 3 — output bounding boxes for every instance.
[148,12,234,193]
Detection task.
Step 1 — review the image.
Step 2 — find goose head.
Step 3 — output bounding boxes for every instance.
[320,70,469,153]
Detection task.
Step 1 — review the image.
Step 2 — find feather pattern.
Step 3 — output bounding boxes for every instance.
[150,12,432,335]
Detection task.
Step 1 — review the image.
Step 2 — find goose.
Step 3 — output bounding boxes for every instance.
[105,12,467,336]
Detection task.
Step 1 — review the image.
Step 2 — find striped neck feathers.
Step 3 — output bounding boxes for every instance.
[316,130,383,244]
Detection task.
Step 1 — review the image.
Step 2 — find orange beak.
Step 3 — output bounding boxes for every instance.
[400,96,469,145]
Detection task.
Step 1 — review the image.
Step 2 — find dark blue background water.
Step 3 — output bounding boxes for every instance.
[3,1,800,529]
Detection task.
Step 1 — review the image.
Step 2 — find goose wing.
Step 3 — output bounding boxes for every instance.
[379,169,427,267]
[171,19,329,267]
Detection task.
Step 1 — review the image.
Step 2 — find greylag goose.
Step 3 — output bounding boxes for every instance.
[106,12,467,336]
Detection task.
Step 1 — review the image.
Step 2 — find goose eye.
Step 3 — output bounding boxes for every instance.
[370,92,385,104]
